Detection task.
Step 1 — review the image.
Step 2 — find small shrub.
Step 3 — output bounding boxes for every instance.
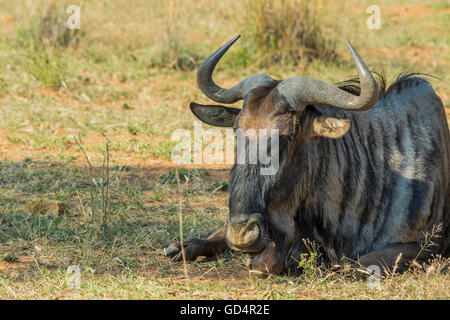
[296,251,318,277]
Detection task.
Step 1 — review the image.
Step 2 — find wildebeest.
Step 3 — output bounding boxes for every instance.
[166,35,450,275]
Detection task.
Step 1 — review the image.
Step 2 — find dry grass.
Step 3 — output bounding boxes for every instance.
[0,0,449,299]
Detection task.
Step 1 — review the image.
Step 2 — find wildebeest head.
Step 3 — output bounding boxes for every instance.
[190,35,379,254]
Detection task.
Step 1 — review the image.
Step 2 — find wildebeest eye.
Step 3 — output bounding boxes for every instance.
[272,110,285,117]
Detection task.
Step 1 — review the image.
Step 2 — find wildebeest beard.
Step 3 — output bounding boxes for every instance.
[228,134,294,248]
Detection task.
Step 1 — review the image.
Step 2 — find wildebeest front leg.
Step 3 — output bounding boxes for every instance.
[250,213,297,275]
[249,241,286,275]
[165,225,227,261]
[357,242,432,275]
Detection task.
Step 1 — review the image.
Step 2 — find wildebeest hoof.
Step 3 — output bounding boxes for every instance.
[248,269,269,278]
[165,239,210,262]
[164,245,180,257]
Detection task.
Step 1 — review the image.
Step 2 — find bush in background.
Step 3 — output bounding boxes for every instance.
[232,0,338,68]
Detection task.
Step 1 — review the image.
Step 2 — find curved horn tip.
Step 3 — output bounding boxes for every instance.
[196,34,245,104]
[346,40,358,55]
[227,34,241,46]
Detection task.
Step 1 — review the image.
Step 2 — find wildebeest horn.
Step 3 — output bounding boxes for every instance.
[277,41,379,111]
[197,35,273,104]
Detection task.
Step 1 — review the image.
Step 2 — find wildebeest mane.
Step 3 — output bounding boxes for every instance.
[385,72,438,97]
[336,71,437,100]
[336,70,386,96]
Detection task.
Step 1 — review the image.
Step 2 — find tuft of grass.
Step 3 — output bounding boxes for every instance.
[15,1,82,88]
[1,253,19,263]
[233,0,338,67]
[209,180,229,192]
[127,125,139,135]
[149,187,168,202]
[160,168,209,184]
[24,48,67,88]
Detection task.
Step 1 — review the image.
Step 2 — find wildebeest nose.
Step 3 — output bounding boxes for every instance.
[226,213,265,253]
[229,214,251,225]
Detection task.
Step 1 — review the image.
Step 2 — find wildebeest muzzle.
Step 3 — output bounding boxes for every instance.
[226,213,267,253]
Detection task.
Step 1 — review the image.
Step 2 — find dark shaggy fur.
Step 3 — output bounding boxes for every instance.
[231,72,449,271]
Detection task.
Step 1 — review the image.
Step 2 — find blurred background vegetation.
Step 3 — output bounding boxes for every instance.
[0,0,447,146]
[0,0,448,85]
[0,0,446,168]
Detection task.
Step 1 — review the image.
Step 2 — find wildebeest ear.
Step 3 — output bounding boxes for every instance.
[190,102,240,127]
[312,117,351,139]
